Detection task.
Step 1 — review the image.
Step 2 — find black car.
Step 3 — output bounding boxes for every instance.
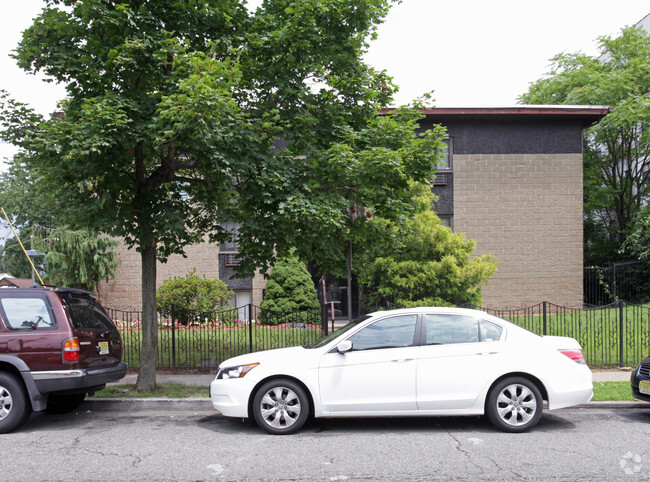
[631,355,650,402]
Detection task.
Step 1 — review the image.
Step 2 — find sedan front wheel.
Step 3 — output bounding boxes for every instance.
[486,377,543,433]
[252,379,309,435]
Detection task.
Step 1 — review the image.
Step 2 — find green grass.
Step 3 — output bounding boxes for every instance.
[591,381,636,401]
[91,381,637,402]
[92,383,209,398]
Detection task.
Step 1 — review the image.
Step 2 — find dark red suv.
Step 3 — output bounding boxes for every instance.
[0,285,127,433]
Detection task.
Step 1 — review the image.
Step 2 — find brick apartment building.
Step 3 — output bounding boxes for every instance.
[98,105,608,312]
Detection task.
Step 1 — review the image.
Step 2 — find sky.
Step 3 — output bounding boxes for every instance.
[0,0,649,167]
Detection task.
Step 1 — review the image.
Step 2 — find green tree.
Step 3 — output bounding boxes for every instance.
[0,153,61,229]
[1,0,444,390]
[31,226,121,295]
[359,201,498,308]
[622,207,650,261]
[0,153,59,281]
[0,229,35,279]
[259,252,320,325]
[1,161,120,292]
[519,26,650,265]
[157,269,233,324]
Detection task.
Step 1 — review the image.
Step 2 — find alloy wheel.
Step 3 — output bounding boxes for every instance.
[0,385,13,421]
[258,385,302,430]
[495,383,538,427]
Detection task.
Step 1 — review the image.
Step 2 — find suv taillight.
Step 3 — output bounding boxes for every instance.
[63,337,80,362]
[560,349,586,365]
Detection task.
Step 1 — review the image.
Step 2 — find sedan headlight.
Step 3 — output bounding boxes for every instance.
[217,363,259,379]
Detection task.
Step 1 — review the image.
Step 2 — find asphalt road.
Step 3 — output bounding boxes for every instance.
[5,407,650,480]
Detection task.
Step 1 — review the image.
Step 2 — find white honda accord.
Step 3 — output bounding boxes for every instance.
[209,307,593,434]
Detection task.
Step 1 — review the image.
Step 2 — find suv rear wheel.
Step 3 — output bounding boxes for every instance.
[0,373,32,434]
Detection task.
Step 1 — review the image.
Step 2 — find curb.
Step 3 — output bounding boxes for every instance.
[577,401,650,409]
[82,398,214,411]
[80,399,649,412]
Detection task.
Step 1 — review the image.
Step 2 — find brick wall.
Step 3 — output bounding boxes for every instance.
[453,153,584,308]
[99,241,219,310]
[99,240,269,311]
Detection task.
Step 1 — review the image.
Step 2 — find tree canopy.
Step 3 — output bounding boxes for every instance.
[1,0,446,389]
[358,194,498,308]
[519,26,650,265]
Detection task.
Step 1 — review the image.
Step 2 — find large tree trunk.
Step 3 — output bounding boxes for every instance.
[136,240,158,391]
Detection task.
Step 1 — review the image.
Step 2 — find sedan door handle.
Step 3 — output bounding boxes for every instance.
[477,352,498,356]
[391,358,415,363]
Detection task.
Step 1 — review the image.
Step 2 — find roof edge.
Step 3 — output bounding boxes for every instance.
[379,105,610,116]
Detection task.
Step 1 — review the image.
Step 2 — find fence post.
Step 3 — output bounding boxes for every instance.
[248,304,254,354]
[171,303,176,369]
[542,301,547,335]
[619,300,624,367]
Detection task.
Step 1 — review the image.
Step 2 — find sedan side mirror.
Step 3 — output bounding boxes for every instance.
[336,340,353,354]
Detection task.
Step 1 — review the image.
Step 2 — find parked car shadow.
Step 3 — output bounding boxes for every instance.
[201,412,576,435]
[613,407,650,424]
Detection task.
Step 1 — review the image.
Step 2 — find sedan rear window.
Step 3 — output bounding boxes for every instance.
[426,314,503,344]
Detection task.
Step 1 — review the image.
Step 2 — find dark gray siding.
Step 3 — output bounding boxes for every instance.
[419,118,585,155]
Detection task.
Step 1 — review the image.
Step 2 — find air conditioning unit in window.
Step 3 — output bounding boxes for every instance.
[225,253,242,266]
[433,173,448,185]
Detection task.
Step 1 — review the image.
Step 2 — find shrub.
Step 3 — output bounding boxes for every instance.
[259,252,320,325]
[157,269,233,324]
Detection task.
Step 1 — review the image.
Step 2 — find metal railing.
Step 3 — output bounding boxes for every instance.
[108,301,649,369]
[107,304,324,370]
[463,301,650,367]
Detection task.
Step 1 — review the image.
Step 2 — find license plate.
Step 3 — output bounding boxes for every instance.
[640,381,650,395]
[98,341,109,355]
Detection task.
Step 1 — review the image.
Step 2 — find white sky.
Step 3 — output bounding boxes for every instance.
[1,0,649,167]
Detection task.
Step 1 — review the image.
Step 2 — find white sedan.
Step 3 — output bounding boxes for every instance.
[209,307,592,434]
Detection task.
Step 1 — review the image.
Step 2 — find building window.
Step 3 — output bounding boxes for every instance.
[437,139,452,170]
[439,215,453,230]
[433,139,452,185]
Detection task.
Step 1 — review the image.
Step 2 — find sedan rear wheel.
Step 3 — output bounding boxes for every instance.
[486,377,543,433]
[253,379,309,435]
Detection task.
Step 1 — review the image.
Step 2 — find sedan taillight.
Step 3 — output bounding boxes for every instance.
[560,349,586,364]
[63,337,80,362]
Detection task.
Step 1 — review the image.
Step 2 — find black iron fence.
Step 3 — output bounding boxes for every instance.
[107,304,323,371]
[584,260,650,305]
[465,301,650,367]
[108,301,650,370]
